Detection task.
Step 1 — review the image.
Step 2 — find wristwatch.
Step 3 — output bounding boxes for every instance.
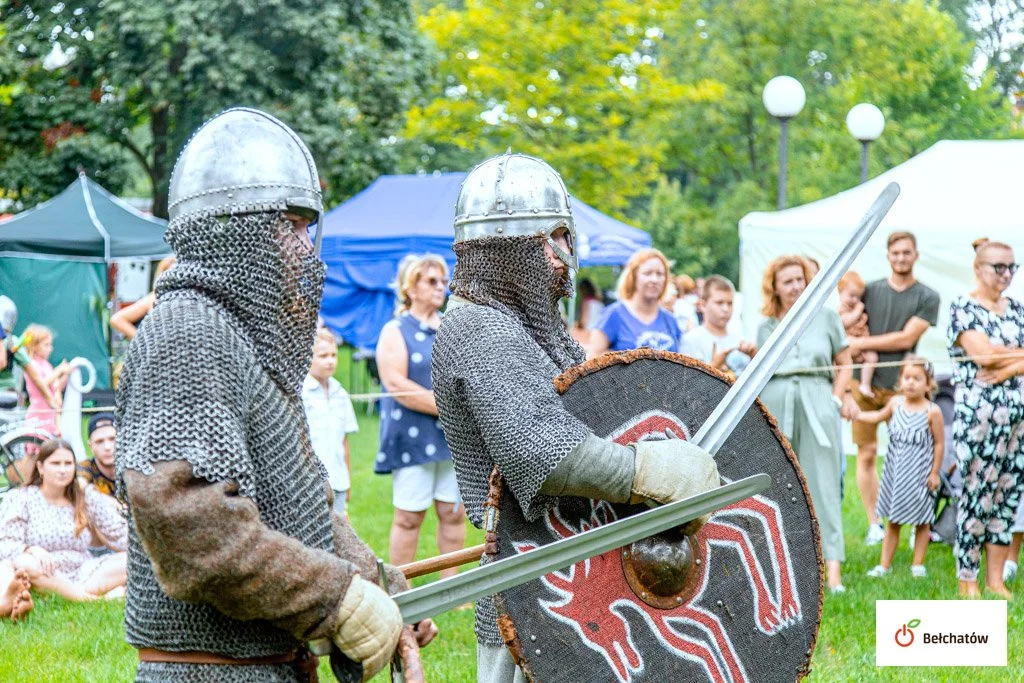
[831,395,843,409]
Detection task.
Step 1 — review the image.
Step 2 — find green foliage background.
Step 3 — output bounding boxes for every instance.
[0,0,1021,276]
[0,0,432,215]
[404,0,1019,282]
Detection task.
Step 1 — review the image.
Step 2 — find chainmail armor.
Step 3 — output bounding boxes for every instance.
[433,236,589,646]
[135,662,299,683]
[116,210,333,674]
[156,212,326,393]
[450,236,581,370]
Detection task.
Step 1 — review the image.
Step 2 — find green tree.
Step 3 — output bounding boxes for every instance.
[0,0,432,215]
[643,0,1016,279]
[940,0,1024,102]
[402,0,724,216]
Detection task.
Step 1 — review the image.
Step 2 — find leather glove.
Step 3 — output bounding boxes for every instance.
[630,439,721,532]
[332,575,403,681]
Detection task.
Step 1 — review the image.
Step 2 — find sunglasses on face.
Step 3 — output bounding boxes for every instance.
[983,262,1019,276]
[424,276,449,288]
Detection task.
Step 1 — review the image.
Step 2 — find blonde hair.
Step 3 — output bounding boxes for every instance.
[314,327,338,348]
[838,270,864,293]
[761,255,813,318]
[898,353,938,400]
[616,248,671,301]
[23,323,53,355]
[396,254,449,314]
[972,238,1013,265]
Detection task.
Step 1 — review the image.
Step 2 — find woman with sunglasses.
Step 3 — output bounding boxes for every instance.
[947,238,1024,597]
[375,254,466,577]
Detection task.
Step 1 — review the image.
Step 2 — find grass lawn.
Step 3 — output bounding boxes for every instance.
[1,411,1020,681]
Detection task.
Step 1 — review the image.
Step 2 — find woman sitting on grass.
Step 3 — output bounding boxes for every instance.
[857,356,944,579]
[0,438,128,602]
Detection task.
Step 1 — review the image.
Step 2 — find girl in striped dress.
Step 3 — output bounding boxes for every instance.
[858,356,944,578]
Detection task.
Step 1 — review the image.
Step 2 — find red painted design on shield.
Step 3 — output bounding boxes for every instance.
[512,411,803,683]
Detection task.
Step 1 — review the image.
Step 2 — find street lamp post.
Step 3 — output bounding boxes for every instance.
[845,103,886,183]
[762,76,806,210]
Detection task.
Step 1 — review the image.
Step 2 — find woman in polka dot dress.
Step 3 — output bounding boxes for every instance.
[375,254,465,576]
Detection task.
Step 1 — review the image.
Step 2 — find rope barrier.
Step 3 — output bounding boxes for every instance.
[15,350,1024,418]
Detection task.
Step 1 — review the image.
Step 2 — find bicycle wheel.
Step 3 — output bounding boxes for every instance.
[0,434,45,492]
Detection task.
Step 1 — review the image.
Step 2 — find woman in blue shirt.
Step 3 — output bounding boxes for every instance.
[589,248,681,356]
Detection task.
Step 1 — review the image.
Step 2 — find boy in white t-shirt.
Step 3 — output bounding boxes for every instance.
[680,275,757,375]
[301,328,359,513]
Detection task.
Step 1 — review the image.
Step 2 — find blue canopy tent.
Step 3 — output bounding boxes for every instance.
[319,172,651,350]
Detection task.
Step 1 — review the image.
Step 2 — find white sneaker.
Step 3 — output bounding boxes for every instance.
[865,523,885,546]
[829,584,846,594]
[866,565,891,578]
[1004,561,1018,583]
[910,565,927,578]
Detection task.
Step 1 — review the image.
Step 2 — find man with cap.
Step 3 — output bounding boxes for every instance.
[78,412,118,499]
[115,108,433,682]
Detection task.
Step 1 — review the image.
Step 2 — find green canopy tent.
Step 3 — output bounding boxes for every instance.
[0,174,170,389]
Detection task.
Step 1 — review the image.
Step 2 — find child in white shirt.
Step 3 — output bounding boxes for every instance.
[680,275,757,375]
[301,329,359,514]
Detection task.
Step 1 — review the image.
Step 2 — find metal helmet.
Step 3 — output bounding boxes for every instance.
[454,153,577,270]
[167,107,325,250]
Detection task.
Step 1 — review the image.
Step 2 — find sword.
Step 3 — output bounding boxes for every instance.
[310,475,769,679]
[315,183,900,679]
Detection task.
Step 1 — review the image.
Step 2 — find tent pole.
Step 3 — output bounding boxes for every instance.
[80,172,115,382]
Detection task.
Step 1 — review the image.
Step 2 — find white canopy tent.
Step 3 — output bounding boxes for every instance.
[738,140,1024,368]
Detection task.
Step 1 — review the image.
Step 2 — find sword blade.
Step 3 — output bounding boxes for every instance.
[692,182,900,456]
[392,474,770,624]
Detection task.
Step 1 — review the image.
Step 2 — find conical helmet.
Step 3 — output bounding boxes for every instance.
[167,107,322,229]
[454,153,577,270]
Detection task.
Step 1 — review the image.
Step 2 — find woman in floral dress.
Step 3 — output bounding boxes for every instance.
[0,438,128,601]
[948,239,1024,597]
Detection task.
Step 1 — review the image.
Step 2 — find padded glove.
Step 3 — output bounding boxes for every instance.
[332,575,403,681]
[630,439,720,530]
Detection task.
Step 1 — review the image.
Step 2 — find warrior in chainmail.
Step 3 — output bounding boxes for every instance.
[431,153,722,683]
[115,108,433,683]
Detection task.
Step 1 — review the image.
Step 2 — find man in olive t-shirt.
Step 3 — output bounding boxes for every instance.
[847,232,939,545]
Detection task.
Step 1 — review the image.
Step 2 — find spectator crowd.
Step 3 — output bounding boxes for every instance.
[1,229,1022,625]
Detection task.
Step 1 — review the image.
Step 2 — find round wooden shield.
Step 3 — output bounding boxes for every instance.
[492,349,823,682]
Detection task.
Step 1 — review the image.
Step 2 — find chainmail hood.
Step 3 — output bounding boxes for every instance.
[157,211,325,392]
[450,235,584,370]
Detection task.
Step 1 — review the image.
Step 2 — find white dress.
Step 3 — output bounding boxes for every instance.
[0,486,128,584]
